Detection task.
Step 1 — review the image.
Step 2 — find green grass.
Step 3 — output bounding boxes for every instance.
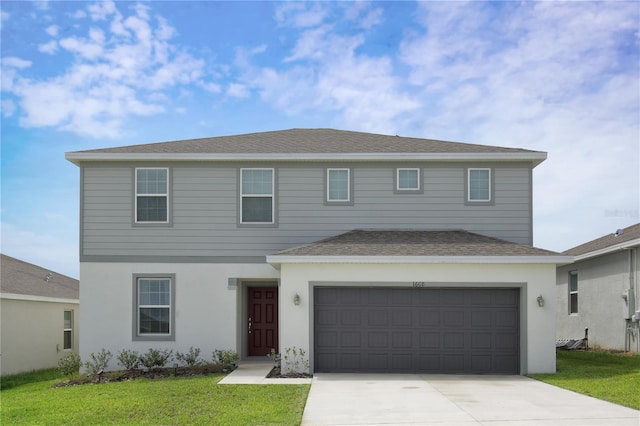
[1,368,63,391]
[529,350,640,410]
[1,372,310,425]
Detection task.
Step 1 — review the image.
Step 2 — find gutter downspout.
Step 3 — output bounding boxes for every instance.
[626,247,638,352]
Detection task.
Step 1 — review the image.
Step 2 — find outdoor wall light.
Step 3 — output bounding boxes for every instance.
[536,295,545,307]
[293,293,300,305]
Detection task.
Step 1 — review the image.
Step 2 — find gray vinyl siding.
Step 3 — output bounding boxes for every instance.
[80,162,533,259]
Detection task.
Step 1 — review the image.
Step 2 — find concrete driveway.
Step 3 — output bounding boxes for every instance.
[301,374,639,425]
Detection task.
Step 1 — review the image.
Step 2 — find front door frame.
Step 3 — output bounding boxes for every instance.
[241,280,279,359]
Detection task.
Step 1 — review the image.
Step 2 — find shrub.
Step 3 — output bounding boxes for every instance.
[139,348,173,369]
[175,346,202,367]
[84,349,112,376]
[212,349,239,371]
[282,346,309,375]
[58,353,81,376]
[117,349,140,370]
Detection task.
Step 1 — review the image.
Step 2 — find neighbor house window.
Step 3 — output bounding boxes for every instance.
[467,168,491,202]
[396,168,421,192]
[240,168,274,224]
[327,168,351,202]
[569,271,578,314]
[133,276,175,341]
[135,168,169,223]
[63,310,73,350]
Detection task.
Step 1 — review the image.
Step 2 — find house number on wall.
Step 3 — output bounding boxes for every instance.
[412,282,425,287]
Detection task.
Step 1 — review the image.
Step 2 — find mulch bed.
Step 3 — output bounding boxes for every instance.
[266,366,312,379]
[53,364,228,387]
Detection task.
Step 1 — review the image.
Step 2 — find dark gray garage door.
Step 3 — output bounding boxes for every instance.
[314,287,519,374]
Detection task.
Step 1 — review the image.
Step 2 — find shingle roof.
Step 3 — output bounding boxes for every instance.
[564,223,640,256]
[271,229,562,257]
[69,128,542,155]
[0,254,79,300]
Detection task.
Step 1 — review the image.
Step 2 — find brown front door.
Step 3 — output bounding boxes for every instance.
[248,287,278,356]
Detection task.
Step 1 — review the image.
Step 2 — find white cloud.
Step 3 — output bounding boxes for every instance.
[241,4,418,134]
[1,99,15,117]
[38,40,58,54]
[227,83,250,98]
[45,24,58,36]
[2,2,214,138]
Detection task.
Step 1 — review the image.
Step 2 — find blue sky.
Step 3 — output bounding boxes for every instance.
[1,1,638,279]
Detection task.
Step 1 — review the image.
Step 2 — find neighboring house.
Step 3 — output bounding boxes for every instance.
[0,254,80,376]
[557,223,640,352]
[65,128,571,375]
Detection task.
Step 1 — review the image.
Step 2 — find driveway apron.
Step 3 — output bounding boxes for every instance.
[301,374,639,426]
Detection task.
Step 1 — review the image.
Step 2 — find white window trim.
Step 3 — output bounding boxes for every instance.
[135,167,169,224]
[396,168,420,191]
[63,310,73,350]
[569,271,578,315]
[327,168,351,202]
[467,168,492,202]
[240,168,275,224]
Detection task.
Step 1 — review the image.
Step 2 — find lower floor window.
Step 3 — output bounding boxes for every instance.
[63,310,73,349]
[134,276,175,340]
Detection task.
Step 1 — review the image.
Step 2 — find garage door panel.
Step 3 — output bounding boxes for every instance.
[392,310,412,326]
[314,287,519,374]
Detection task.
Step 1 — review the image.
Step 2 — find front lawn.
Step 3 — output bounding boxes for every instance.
[1,371,310,425]
[529,350,640,410]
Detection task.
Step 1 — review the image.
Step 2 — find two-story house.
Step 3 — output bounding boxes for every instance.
[66,128,571,374]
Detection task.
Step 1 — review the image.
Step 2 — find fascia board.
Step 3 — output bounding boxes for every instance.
[266,255,574,265]
[0,292,80,304]
[573,238,640,262]
[65,152,547,166]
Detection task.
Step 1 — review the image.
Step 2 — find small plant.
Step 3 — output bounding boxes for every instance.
[212,349,239,371]
[58,353,81,376]
[175,346,202,367]
[84,348,112,376]
[117,349,140,370]
[266,348,281,368]
[282,346,309,375]
[139,348,173,370]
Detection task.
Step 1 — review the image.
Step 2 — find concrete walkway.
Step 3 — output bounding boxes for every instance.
[301,374,639,426]
[218,361,312,385]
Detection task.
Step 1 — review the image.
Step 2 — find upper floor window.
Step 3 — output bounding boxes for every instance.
[327,168,351,203]
[135,168,169,223]
[569,271,578,314]
[241,168,274,224]
[134,275,175,341]
[467,168,492,203]
[63,310,73,350]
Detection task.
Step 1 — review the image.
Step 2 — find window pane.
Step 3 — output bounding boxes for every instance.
[137,169,167,195]
[398,169,419,189]
[569,273,578,292]
[137,196,167,222]
[139,279,170,306]
[64,330,72,349]
[328,169,349,201]
[139,307,170,334]
[469,169,490,201]
[242,169,273,195]
[64,311,72,329]
[242,197,273,222]
[570,293,578,314]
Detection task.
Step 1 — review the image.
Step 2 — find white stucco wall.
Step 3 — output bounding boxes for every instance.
[1,296,79,376]
[278,262,558,374]
[79,262,279,371]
